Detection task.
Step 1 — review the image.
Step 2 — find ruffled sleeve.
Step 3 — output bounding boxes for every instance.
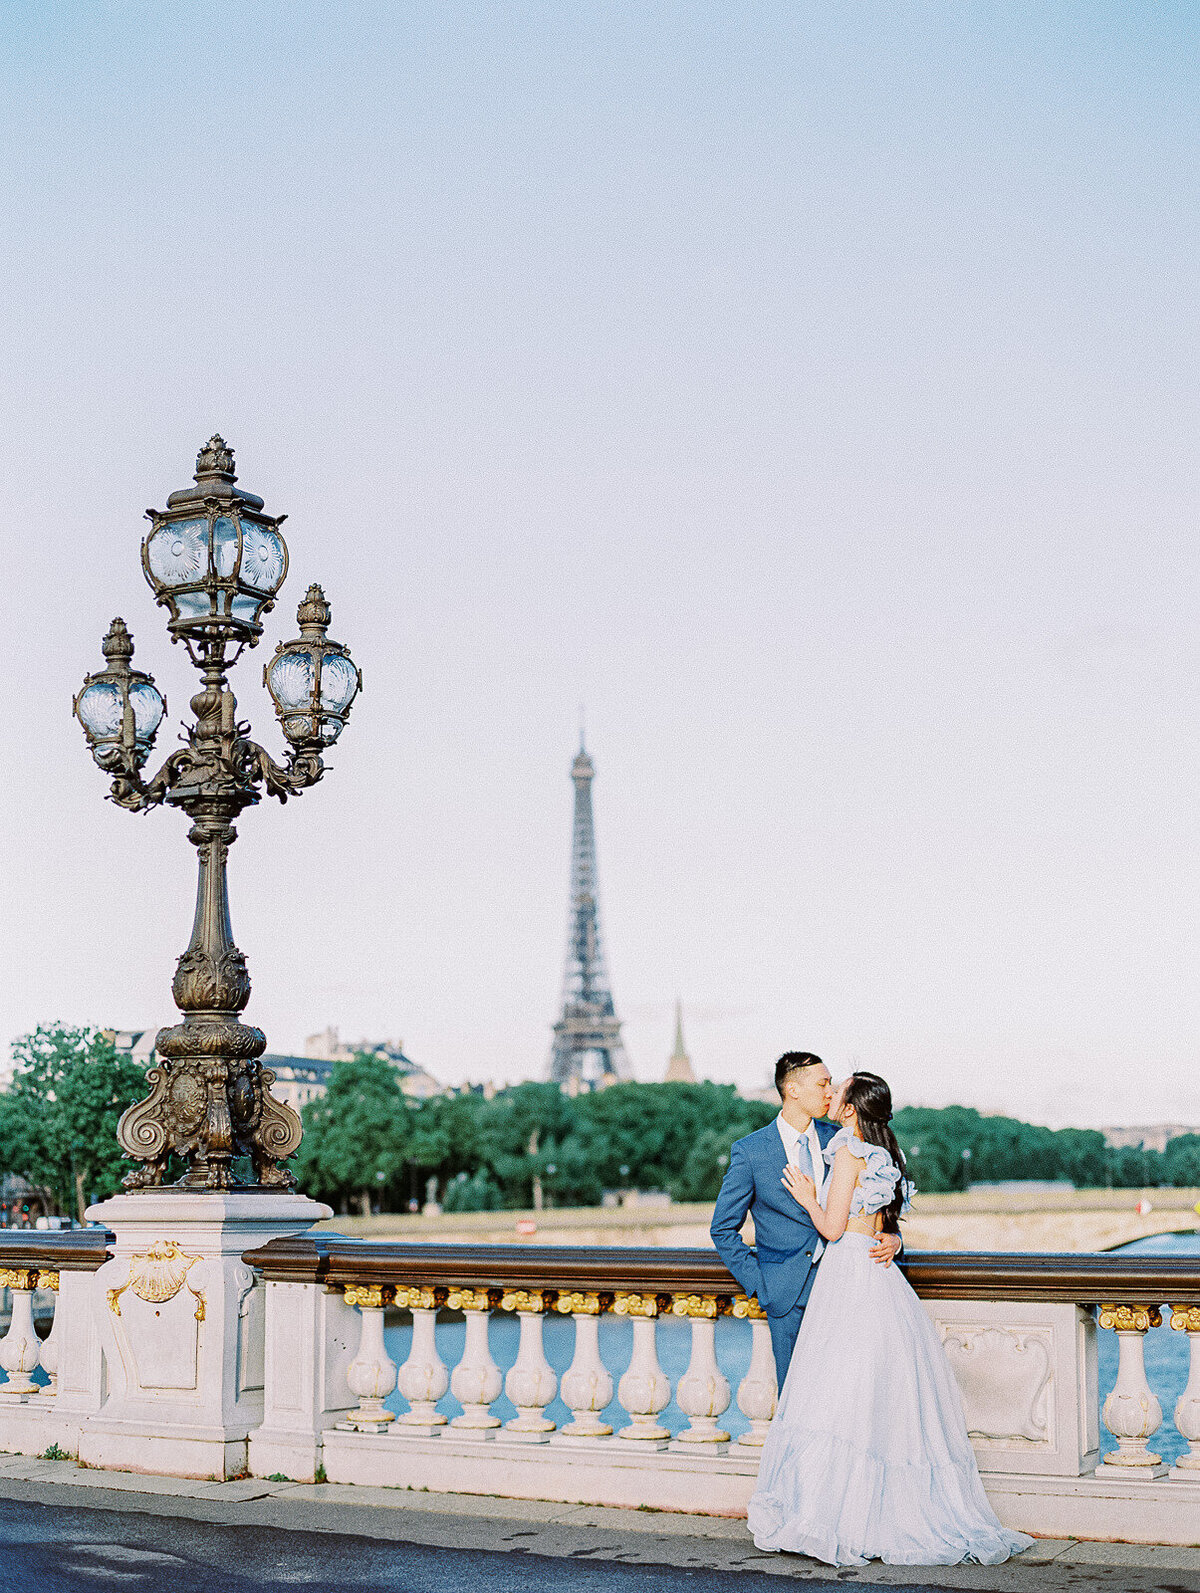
[823,1126,909,1215]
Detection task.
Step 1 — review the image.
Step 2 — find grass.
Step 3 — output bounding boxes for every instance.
[40,1445,69,1461]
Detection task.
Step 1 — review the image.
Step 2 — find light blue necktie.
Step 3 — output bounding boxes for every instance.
[794,1130,814,1181]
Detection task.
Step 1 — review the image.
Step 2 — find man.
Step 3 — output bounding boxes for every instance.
[710,1052,902,1391]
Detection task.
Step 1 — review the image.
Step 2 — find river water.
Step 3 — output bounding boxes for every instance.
[383,1230,1200,1461]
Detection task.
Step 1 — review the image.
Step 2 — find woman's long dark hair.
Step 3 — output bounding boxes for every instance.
[844,1071,908,1235]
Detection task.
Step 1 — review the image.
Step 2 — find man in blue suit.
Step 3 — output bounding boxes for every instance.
[710,1052,902,1391]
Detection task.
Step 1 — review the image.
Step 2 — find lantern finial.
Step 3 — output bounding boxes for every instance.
[195,435,236,480]
[297,584,331,632]
[101,617,134,664]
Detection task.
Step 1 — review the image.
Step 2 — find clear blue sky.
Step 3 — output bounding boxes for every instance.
[4,3,1199,1127]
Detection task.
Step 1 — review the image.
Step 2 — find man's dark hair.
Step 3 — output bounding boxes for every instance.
[774,1051,824,1101]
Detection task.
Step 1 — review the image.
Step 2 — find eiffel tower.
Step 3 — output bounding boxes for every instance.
[547,737,631,1088]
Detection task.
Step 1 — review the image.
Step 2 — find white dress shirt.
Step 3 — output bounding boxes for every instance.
[776,1111,826,1260]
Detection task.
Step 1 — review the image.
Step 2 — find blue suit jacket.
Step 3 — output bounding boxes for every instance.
[709,1118,838,1318]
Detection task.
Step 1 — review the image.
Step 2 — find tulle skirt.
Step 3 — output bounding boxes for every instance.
[747,1232,1033,1567]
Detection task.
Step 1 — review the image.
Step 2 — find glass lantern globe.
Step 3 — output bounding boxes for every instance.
[74,618,167,772]
[141,436,288,654]
[265,585,362,748]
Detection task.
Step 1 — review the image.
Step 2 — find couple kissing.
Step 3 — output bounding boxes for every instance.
[710,1052,1031,1569]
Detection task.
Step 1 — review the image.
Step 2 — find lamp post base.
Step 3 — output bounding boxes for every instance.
[77,1190,330,1480]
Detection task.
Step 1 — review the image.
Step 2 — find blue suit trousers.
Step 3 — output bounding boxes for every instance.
[766,1294,807,1392]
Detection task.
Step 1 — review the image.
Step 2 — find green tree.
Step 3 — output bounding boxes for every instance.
[1162,1135,1200,1188]
[476,1083,575,1208]
[295,1053,413,1215]
[564,1082,774,1201]
[408,1091,485,1202]
[442,1168,504,1212]
[673,1125,752,1202]
[0,1024,148,1220]
[892,1105,1163,1193]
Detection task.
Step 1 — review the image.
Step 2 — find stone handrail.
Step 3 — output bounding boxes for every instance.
[244,1234,1200,1304]
[0,1228,112,1276]
[244,1234,758,1302]
[903,1250,1200,1302]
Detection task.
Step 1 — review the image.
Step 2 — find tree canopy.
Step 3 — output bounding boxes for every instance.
[0,1024,148,1219]
[892,1105,1175,1192]
[294,1052,416,1213]
[3,1025,1193,1215]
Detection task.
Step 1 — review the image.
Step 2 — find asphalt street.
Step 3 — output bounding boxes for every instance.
[0,1497,916,1593]
[1,1495,1199,1593]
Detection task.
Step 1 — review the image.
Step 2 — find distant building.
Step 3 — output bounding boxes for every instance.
[263,1054,337,1114]
[106,1030,157,1069]
[109,1025,442,1118]
[737,1070,782,1106]
[664,1001,697,1084]
[1101,1124,1198,1154]
[301,1027,443,1101]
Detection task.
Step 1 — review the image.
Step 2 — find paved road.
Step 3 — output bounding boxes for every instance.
[1,1497,934,1593]
[0,1478,1192,1593]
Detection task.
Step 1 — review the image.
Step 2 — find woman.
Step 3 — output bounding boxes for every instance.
[747,1071,1032,1568]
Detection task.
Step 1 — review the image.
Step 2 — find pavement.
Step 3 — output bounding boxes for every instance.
[0,1456,1198,1591]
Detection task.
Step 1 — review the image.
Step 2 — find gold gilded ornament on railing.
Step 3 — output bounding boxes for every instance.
[670,1293,722,1318]
[1170,1306,1200,1333]
[0,1269,40,1293]
[343,1284,396,1310]
[500,1289,556,1314]
[554,1291,608,1315]
[730,1295,768,1321]
[445,1287,501,1313]
[612,1292,671,1319]
[394,1286,442,1311]
[1098,1303,1162,1332]
[36,1271,60,1293]
[106,1240,207,1321]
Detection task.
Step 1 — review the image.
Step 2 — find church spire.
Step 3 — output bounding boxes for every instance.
[665,999,697,1084]
[671,999,686,1060]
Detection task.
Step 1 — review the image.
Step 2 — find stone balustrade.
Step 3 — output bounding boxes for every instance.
[0,1226,1197,1544]
[238,1235,1200,1536]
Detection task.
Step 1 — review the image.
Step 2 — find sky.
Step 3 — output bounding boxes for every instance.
[2,3,1199,1129]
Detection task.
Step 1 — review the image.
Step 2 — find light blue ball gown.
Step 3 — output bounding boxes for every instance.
[747,1127,1033,1567]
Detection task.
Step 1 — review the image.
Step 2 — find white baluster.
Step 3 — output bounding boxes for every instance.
[0,1269,42,1399]
[448,1291,502,1435]
[555,1293,613,1440]
[1097,1304,1167,1476]
[502,1291,557,1440]
[35,1271,60,1396]
[1170,1306,1200,1478]
[395,1289,449,1434]
[614,1294,670,1448]
[670,1297,730,1447]
[735,1311,778,1447]
[342,1285,398,1432]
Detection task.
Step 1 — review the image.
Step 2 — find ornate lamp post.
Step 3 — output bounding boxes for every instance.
[75,437,361,1193]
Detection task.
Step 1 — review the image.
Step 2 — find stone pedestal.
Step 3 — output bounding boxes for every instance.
[923,1298,1099,1476]
[247,1279,357,1481]
[78,1190,330,1480]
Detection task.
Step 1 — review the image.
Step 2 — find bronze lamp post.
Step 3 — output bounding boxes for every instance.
[74,437,362,1192]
